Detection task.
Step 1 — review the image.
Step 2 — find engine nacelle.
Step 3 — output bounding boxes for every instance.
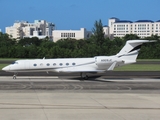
[95,56,124,69]
[95,56,112,65]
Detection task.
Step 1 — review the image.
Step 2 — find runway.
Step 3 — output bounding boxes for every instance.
[0,70,160,92]
[0,73,160,120]
[0,77,160,93]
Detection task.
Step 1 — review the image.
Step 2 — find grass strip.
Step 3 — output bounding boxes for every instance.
[0,59,160,71]
[0,64,160,71]
[114,64,160,71]
[0,64,9,70]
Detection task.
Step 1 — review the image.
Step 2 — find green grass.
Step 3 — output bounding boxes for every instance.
[114,64,160,71]
[1,64,160,71]
[137,59,160,61]
[0,59,160,71]
[0,58,25,61]
[0,64,9,70]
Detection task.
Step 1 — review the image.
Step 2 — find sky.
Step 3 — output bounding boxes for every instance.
[0,0,160,32]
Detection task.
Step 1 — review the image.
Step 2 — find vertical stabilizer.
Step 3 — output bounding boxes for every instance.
[116,40,155,63]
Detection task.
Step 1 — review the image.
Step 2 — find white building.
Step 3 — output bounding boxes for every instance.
[6,20,55,40]
[23,31,47,39]
[103,25,110,38]
[52,28,92,42]
[106,17,160,38]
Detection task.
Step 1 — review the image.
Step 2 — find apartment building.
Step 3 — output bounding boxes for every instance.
[52,28,92,42]
[6,20,55,40]
[106,17,160,38]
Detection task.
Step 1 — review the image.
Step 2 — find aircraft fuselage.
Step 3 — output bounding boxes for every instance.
[2,56,125,73]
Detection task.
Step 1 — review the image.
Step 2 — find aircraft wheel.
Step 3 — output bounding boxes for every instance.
[83,75,89,80]
[13,72,18,79]
[80,73,89,80]
[13,75,16,79]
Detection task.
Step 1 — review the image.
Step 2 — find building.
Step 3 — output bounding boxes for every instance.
[6,20,92,42]
[6,20,55,40]
[105,17,160,38]
[52,28,92,42]
[103,25,110,38]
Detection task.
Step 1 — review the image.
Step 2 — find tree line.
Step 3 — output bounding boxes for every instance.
[0,20,160,59]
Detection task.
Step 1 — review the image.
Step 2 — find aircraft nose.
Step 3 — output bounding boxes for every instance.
[2,66,10,71]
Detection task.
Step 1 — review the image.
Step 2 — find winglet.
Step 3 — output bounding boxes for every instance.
[108,62,117,71]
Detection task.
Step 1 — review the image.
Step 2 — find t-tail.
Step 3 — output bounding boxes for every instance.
[116,40,156,64]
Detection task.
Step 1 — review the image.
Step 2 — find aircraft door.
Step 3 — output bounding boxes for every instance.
[95,57,97,64]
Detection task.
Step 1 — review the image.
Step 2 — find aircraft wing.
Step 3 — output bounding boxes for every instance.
[107,62,117,71]
[57,67,105,73]
[56,62,117,73]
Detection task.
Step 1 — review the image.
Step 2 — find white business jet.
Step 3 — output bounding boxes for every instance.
[2,40,155,79]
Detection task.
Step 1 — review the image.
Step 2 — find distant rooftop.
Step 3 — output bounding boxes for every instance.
[135,20,154,23]
[115,20,133,23]
[103,25,108,27]
[109,17,160,23]
[110,17,119,20]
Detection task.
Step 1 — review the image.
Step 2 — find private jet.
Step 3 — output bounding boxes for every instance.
[2,40,155,79]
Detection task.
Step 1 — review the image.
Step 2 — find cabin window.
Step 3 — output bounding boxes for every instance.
[66,63,69,66]
[33,64,37,66]
[53,63,56,66]
[47,63,50,66]
[72,63,76,66]
[59,63,63,66]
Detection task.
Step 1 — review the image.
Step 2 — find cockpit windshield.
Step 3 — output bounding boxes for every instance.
[12,61,18,64]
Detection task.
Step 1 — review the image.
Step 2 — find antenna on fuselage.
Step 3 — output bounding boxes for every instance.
[43,57,45,60]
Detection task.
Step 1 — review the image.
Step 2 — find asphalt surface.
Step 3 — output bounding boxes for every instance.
[0,71,160,120]
[1,70,160,77]
[0,73,160,92]
[0,78,160,92]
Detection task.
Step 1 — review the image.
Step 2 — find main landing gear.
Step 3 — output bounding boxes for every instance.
[13,72,18,79]
[80,73,89,80]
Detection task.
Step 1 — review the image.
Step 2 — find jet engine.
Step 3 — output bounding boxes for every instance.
[95,56,124,69]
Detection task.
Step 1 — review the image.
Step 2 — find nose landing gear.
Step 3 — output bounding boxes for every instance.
[13,73,18,79]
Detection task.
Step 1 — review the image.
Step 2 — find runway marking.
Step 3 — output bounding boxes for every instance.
[98,78,160,82]
[0,102,160,109]
[127,87,132,90]
[0,76,160,82]
[0,76,59,82]
[0,76,58,79]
